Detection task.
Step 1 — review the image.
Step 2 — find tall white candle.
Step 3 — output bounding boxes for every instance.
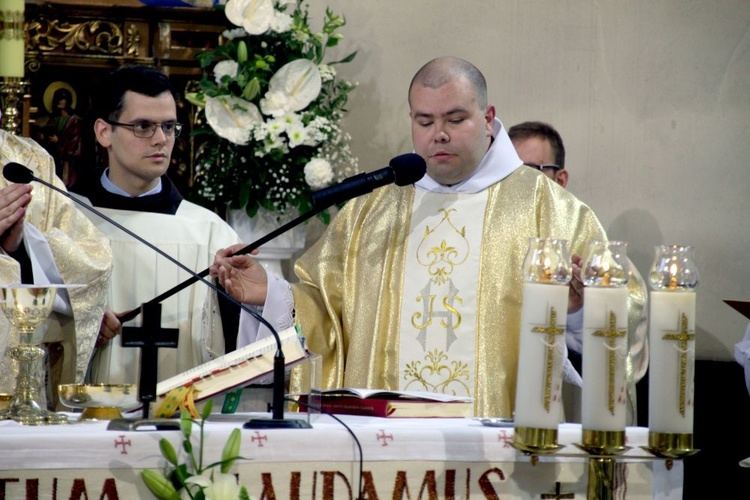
[514,282,569,429]
[0,0,25,78]
[648,290,696,433]
[582,286,629,431]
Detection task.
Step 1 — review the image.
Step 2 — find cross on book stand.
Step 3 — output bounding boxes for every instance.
[120,302,178,420]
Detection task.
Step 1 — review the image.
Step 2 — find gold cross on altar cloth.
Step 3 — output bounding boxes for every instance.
[532,307,565,412]
[593,311,627,415]
[662,312,695,416]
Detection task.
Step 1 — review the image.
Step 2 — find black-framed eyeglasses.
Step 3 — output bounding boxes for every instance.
[526,163,562,172]
[105,119,183,138]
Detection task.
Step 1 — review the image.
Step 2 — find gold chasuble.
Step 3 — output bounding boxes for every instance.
[293,166,621,418]
[0,132,111,391]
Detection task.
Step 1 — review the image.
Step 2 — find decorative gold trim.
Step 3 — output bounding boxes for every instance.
[662,312,695,416]
[531,307,565,411]
[0,9,24,41]
[510,426,563,455]
[27,18,123,55]
[593,311,627,414]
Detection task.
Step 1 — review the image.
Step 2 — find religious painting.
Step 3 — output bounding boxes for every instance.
[32,80,87,187]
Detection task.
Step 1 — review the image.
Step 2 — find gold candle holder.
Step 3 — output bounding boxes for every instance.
[642,431,699,460]
[510,426,564,455]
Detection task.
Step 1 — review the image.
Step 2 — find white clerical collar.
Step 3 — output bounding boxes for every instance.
[415,117,522,194]
[100,168,162,197]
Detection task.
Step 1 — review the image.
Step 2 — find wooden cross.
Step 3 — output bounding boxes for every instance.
[593,311,627,415]
[662,312,694,416]
[532,307,565,412]
[121,302,179,419]
[540,482,575,499]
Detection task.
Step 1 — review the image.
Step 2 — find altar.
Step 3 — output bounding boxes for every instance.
[0,413,682,499]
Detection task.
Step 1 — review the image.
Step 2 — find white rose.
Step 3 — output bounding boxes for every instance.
[259,90,292,117]
[304,158,334,189]
[271,11,293,33]
[213,60,239,85]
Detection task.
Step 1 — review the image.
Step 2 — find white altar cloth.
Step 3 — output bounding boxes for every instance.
[0,413,683,499]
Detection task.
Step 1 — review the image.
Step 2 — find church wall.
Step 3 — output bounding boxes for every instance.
[307,0,750,363]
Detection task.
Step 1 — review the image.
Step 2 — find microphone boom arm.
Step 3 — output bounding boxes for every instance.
[117,202,328,323]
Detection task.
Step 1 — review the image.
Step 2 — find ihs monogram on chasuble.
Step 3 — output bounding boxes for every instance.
[403,207,474,395]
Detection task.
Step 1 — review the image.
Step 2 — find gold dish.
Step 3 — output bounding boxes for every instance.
[58,384,139,421]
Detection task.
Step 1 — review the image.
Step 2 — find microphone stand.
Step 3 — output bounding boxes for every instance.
[10,168,313,429]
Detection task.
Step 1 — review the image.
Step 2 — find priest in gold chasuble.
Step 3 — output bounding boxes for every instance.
[213,57,646,418]
[0,130,112,396]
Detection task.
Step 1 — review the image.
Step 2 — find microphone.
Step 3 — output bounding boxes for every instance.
[311,152,426,208]
[3,162,309,428]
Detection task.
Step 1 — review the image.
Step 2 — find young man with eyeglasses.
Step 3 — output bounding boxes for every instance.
[509,120,648,425]
[71,65,241,386]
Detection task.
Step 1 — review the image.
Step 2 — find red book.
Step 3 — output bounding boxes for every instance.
[298,389,473,418]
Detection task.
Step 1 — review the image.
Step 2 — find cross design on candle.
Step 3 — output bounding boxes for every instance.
[662,312,694,416]
[593,311,626,415]
[532,307,565,412]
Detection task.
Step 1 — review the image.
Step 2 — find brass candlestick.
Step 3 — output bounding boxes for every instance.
[0,77,28,135]
[0,285,68,425]
[575,430,631,500]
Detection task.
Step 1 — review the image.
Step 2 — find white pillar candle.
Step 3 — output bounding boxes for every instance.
[514,282,569,429]
[0,0,25,78]
[582,286,629,431]
[648,290,696,434]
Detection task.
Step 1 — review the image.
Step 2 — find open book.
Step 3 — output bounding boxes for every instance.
[299,388,473,418]
[155,326,306,404]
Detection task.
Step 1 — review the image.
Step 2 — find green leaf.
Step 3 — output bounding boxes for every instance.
[185,92,206,108]
[180,409,193,438]
[239,486,251,500]
[159,438,179,466]
[220,428,242,473]
[330,50,357,65]
[201,398,214,421]
[141,470,181,500]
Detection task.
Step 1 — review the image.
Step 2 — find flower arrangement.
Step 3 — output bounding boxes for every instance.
[141,401,252,500]
[188,0,358,224]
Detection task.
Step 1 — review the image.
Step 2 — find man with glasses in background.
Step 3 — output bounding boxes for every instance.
[72,65,241,387]
[509,120,648,424]
[508,121,568,188]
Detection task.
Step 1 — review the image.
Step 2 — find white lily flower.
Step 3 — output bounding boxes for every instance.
[205,95,263,145]
[225,0,275,35]
[185,472,242,500]
[260,59,321,117]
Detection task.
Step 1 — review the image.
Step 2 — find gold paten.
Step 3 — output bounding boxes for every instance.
[58,384,138,421]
